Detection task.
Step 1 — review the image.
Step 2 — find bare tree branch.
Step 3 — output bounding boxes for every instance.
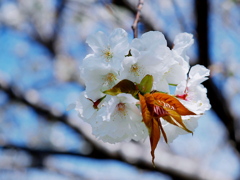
[112,0,173,47]
[132,0,144,38]
[0,141,230,180]
[0,75,229,180]
[194,0,240,154]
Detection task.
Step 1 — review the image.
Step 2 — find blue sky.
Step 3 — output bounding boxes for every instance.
[0,0,240,179]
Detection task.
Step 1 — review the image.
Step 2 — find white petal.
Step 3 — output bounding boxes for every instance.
[140,31,167,48]
[92,94,148,143]
[189,64,210,85]
[74,91,96,120]
[162,116,199,143]
[109,28,129,51]
[86,31,108,53]
[154,78,170,93]
[175,80,187,95]
[82,62,120,101]
[165,63,187,85]
[173,33,194,62]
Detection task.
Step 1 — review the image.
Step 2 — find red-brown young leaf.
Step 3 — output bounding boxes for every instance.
[139,93,152,129]
[139,93,167,166]
[152,92,196,116]
[150,118,160,167]
[143,93,155,113]
[139,93,160,165]
[139,92,196,166]
[158,118,168,143]
[153,92,194,134]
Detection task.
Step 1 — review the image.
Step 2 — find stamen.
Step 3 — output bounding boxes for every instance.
[117,103,125,112]
[130,63,140,76]
[102,48,113,62]
[104,73,116,86]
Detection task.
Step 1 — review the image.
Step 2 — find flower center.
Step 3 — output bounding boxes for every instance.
[103,48,113,62]
[105,73,116,83]
[103,73,117,87]
[130,63,140,76]
[117,102,125,112]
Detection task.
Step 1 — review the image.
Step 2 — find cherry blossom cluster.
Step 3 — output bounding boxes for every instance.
[69,28,211,146]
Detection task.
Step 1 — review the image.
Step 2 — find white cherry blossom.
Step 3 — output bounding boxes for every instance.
[162,65,211,143]
[69,91,98,125]
[164,33,194,86]
[92,93,148,143]
[175,64,211,114]
[86,28,129,71]
[130,31,167,57]
[81,55,120,101]
[69,29,211,146]
[121,32,175,93]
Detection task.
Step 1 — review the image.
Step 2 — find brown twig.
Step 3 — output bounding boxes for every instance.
[132,0,144,38]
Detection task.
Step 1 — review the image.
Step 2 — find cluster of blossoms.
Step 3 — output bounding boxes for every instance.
[69,28,211,164]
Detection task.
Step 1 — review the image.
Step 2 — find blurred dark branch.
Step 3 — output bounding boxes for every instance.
[0,144,87,179]
[24,0,67,57]
[132,0,144,38]
[0,142,226,180]
[52,0,67,41]
[0,77,215,180]
[0,143,86,158]
[194,0,240,153]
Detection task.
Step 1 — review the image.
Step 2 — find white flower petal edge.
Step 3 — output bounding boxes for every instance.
[162,116,199,143]
[93,93,148,143]
[175,64,211,114]
[82,61,120,101]
[86,28,129,71]
[165,33,194,86]
[173,32,194,63]
[86,31,108,53]
[73,91,98,125]
[163,65,211,143]
[131,31,167,57]
[121,45,174,93]
[188,64,210,86]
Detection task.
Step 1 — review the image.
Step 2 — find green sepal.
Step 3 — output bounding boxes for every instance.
[103,79,139,96]
[137,74,153,94]
[168,83,177,86]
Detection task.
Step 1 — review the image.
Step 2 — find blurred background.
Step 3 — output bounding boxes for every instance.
[0,0,240,179]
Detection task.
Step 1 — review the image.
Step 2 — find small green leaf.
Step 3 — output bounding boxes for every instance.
[103,79,138,96]
[138,75,153,94]
[168,83,177,86]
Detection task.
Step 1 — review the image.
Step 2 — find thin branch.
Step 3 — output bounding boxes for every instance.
[132,0,144,38]
[113,0,173,47]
